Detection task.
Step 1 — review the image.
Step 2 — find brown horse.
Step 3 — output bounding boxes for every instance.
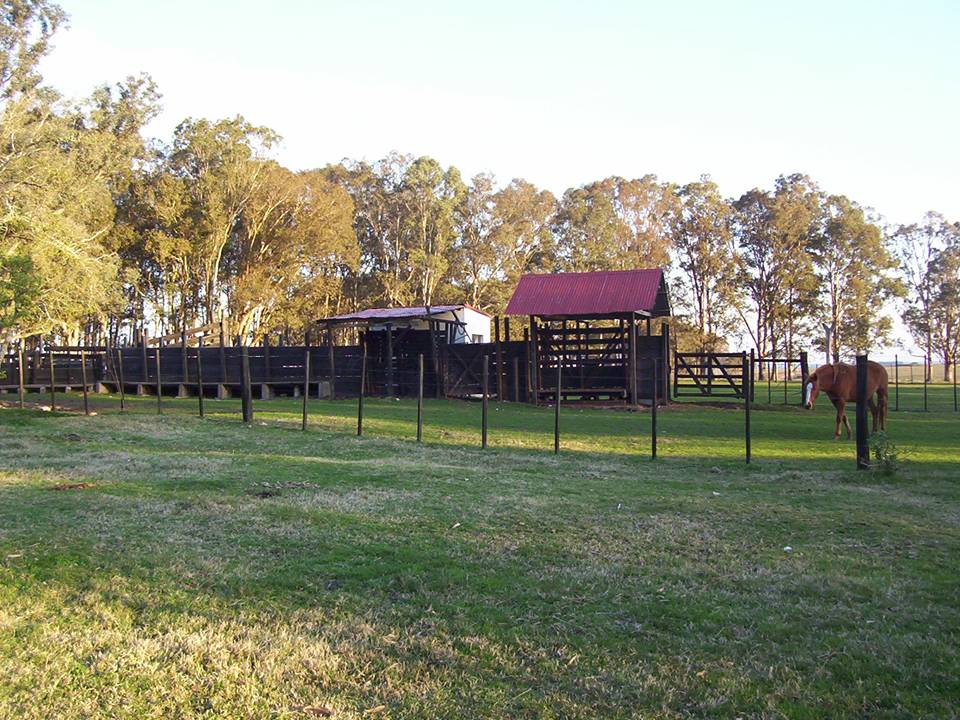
[804,361,889,439]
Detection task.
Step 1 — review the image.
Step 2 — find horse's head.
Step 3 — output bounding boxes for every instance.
[804,364,834,409]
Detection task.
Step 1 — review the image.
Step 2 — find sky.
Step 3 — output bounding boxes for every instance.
[39,0,960,358]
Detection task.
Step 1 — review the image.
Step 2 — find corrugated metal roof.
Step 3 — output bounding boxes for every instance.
[325,304,490,323]
[504,269,670,318]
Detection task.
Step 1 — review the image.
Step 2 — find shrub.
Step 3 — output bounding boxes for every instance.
[869,431,900,475]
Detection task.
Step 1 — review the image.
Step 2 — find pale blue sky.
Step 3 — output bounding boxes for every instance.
[42,0,959,227]
[39,1,960,357]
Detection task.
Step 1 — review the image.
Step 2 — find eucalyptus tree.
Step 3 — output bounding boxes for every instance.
[811,196,901,360]
[733,174,821,367]
[670,177,741,351]
[928,239,960,381]
[554,175,674,272]
[893,212,957,380]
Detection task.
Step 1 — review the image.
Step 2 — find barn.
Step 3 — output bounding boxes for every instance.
[505,268,672,405]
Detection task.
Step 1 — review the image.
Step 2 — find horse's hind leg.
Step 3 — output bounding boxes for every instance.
[869,397,879,432]
[842,413,852,439]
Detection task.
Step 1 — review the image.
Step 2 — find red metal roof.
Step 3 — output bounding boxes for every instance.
[505,269,670,318]
[325,304,490,323]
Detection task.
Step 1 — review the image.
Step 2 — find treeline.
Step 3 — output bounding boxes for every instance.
[1,2,958,378]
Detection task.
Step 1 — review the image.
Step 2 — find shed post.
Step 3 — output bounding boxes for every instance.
[357,343,367,436]
[553,355,562,454]
[529,317,539,405]
[855,355,869,470]
[661,323,671,403]
[503,316,511,342]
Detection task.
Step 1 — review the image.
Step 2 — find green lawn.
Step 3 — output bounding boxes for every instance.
[0,391,957,718]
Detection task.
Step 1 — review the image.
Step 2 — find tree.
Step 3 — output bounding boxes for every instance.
[811,196,901,360]
[928,241,960,381]
[0,0,66,99]
[554,176,674,271]
[670,177,741,351]
[450,176,558,313]
[400,156,465,306]
[733,174,821,370]
[894,212,957,380]
[227,165,357,340]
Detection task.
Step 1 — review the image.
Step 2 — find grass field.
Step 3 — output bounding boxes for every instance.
[0,390,958,718]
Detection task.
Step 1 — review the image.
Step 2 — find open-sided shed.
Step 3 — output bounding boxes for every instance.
[505,268,671,405]
[320,305,491,397]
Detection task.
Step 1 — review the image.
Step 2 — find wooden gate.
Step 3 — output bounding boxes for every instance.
[673,352,745,398]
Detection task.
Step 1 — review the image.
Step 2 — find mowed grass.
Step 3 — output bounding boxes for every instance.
[0,390,958,719]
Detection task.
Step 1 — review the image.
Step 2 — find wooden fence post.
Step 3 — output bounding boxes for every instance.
[196,337,205,418]
[181,324,189,384]
[116,348,126,411]
[495,317,504,400]
[628,313,638,408]
[481,355,489,449]
[142,333,149,386]
[744,351,752,464]
[218,318,227,388]
[417,353,424,442]
[301,347,310,431]
[155,348,162,414]
[855,355,869,469]
[799,351,809,407]
[894,355,899,411]
[17,340,24,409]
[80,348,90,416]
[651,358,658,460]
[48,346,56,411]
[357,343,367,436]
[953,356,958,413]
[240,345,253,423]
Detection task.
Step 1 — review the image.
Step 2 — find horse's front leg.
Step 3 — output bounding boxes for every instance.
[832,399,845,440]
